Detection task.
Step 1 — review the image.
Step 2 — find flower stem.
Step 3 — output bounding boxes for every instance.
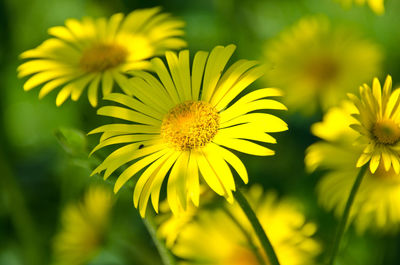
[328,164,368,265]
[143,215,177,265]
[234,189,280,265]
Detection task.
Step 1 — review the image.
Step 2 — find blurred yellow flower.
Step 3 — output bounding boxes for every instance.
[263,16,382,114]
[157,186,214,247]
[348,76,400,173]
[18,7,186,107]
[52,185,113,265]
[336,0,385,14]
[89,45,288,217]
[172,186,321,265]
[306,99,400,233]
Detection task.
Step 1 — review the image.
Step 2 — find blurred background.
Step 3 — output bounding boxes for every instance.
[1,0,400,264]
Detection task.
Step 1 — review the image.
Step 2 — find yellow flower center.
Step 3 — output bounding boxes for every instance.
[161,101,220,151]
[80,43,128,72]
[372,120,400,145]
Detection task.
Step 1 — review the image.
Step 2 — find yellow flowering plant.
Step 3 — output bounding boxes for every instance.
[18,7,186,107]
[263,16,382,114]
[89,44,288,217]
[52,185,113,265]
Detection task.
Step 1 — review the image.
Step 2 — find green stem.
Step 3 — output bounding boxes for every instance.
[222,206,266,265]
[234,189,280,265]
[328,164,368,265]
[143,215,177,265]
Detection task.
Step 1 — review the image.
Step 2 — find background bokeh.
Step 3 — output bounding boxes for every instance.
[1,0,400,264]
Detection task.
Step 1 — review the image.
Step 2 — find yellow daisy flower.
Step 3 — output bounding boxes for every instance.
[89,44,288,217]
[18,7,186,107]
[306,100,400,232]
[172,186,321,265]
[263,16,382,114]
[52,185,113,265]
[348,75,400,174]
[336,0,385,15]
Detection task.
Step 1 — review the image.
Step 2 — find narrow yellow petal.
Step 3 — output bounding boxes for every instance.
[215,65,265,111]
[369,153,381,173]
[209,143,248,184]
[56,84,73,106]
[103,93,164,120]
[90,134,156,155]
[195,152,225,196]
[191,51,209,101]
[210,60,258,106]
[97,106,161,126]
[114,148,170,193]
[201,45,236,102]
[213,135,275,156]
[151,152,181,213]
[101,71,113,96]
[88,75,101,107]
[187,152,200,207]
[151,57,181,103]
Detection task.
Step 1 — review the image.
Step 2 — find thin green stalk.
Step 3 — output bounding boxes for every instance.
[233,189,280,265]
[143,215,177,265]
[328,164,368,265]
[222,206,266,265]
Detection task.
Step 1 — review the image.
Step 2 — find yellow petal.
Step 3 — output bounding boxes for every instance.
[191,51,209,101]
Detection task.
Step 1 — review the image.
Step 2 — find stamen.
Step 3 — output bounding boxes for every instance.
[161,101,220,151]
[80,43,128,72]
[373,120,400,145]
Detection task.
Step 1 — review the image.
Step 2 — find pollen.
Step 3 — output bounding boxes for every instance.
[373,119,400,145]
[161,101,220,151]
[80,43,128,72]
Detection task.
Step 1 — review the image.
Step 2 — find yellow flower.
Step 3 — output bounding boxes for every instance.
[52,185,113,265]
[172,186,321,265]
[306,100,400,233]
[348,76,400,173]
[18,7,186,107]
[263,16,382,114]
[89,45,288,217]
[336,0,385,15]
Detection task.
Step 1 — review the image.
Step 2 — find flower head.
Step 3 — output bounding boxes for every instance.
[336,0,385,15]
[18,7,186,107]
[52,185,113,265]
[89,45,288,216]
[348,76,400,174]
[306,100,400,233]
[171,186,321,265]
[263,16,382,114]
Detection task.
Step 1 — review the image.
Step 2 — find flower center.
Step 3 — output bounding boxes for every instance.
[372,120,400,145]
[161,101,220,151]
[80,43,128,72]
[306,56,339,85]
